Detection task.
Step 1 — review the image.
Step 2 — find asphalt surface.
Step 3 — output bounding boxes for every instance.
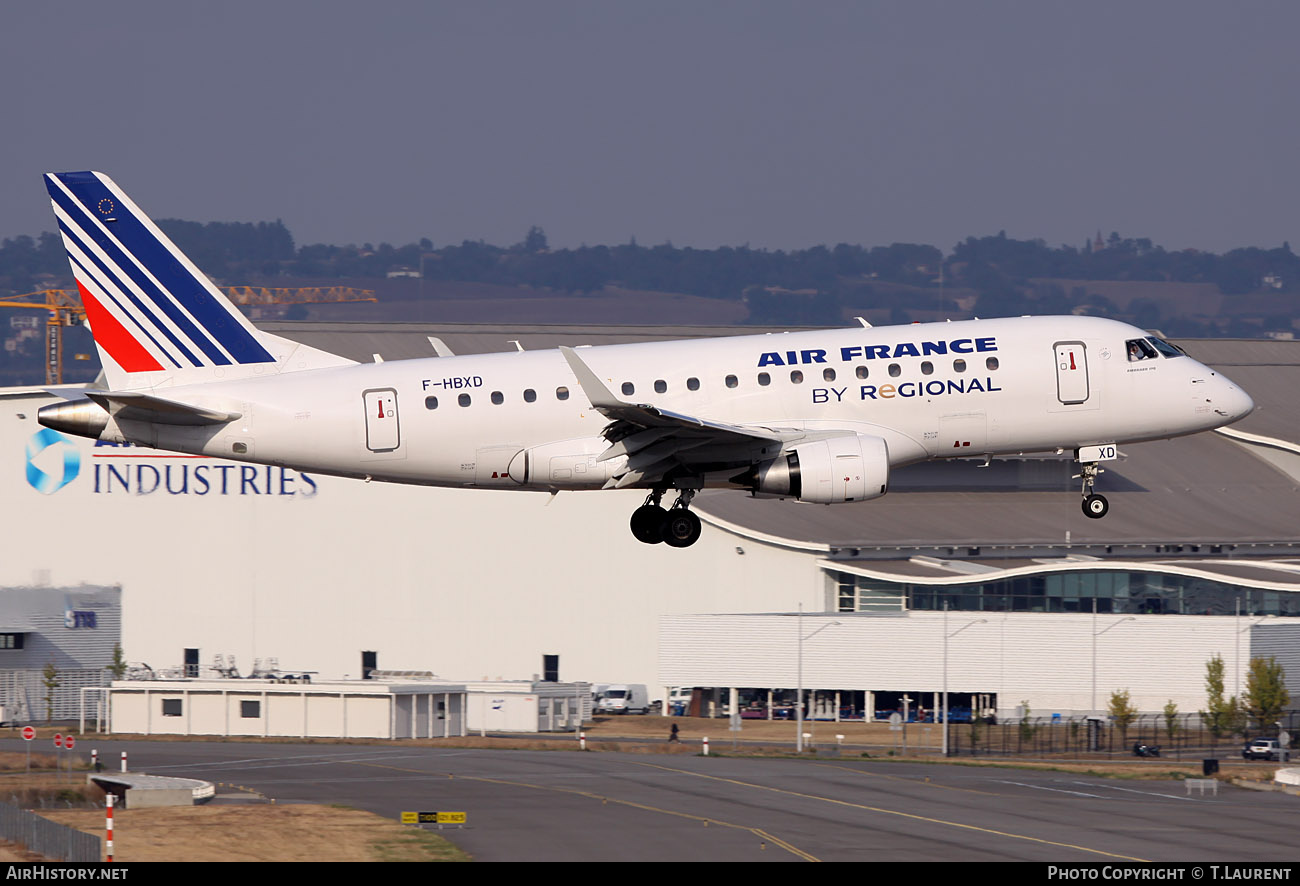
[6,738,1297,862]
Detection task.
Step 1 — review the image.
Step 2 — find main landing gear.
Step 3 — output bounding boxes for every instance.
[629,489,702,548]
[1076,461,1109,519]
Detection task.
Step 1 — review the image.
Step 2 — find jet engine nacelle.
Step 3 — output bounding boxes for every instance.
[753,434,889,503]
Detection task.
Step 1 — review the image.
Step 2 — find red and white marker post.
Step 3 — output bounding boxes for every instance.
[105,793,114,863]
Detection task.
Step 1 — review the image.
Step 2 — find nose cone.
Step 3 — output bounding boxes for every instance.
[1216,374,1255,425]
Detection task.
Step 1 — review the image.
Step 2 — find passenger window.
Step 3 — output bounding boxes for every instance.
[458,393,471,407]
[556,386,570,401]
[687,377,700,391]
[654,380,667,394]
[725,374,738,388]
[621,382,635,396]
[920,361,933,376]
[953,359,966,373]
[855,366,868,379]
[888,363,901,378]
[425,396,438,409]
[823,368,836,382]
[523,389,537,403]
[790,370,804,384]
[491,391,504,405]
[757,372,771,386]
[986,357,999,370]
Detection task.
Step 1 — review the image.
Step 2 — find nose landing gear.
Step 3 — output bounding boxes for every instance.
[1083,493,1109,518]
[1076,462,1109,519]
[629,489,702,547]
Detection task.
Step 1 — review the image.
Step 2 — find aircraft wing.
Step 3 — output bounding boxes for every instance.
[560,346,811,488]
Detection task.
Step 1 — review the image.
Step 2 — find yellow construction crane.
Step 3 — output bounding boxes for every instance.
[0,289,85,385]
[0,286,376,384]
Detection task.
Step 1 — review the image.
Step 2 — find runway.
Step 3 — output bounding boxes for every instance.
[15,739,1295,862]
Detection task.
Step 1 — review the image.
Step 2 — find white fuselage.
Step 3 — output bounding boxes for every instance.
[106,315,1253,492]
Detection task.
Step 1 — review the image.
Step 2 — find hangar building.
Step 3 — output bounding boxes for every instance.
[2,323,1297,720]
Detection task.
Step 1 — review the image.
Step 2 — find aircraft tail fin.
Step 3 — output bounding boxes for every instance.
[43,171,354,391]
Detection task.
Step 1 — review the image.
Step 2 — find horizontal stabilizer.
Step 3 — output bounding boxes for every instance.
[84,391,241,426]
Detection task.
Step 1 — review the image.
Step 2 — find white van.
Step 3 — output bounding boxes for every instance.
[596,684,650,715]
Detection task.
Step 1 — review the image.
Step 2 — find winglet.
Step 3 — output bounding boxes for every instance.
[559,346,623,410]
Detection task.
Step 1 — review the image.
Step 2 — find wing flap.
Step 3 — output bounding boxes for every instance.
[596,428,676,463]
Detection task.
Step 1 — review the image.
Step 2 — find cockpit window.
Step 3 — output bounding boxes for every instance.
[1125,338,1159,362]
[1146,337,1184,358]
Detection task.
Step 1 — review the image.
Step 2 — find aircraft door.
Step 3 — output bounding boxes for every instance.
[1053,341,1090,405]
[363,388,400,452]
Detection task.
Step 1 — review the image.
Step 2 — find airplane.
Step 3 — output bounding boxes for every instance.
[35,171,1256,548]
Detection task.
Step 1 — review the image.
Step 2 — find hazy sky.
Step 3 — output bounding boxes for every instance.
[4,2,1298,254]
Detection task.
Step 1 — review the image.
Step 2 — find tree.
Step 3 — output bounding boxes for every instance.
[1108,689,1138,744]
[522,226,549,253]
[42,661,60,723]
[1243,656,1290,733]
[105,643,128,681]
[1018,700,1037,745]
[1163,700,1181,745]
[1201,654,1242,742]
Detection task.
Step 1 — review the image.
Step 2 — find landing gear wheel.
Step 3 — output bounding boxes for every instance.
[630,505,667,544]
[662,509,702,548]
[1075,460,1109,520]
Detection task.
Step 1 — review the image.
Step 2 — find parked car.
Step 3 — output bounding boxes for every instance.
[1242,738,1283,761]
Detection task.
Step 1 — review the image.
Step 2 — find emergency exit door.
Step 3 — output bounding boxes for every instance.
[1053,341,1090,405]
[363,388,400,451]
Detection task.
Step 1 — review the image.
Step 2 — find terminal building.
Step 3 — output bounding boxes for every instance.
[2,323,1298,723]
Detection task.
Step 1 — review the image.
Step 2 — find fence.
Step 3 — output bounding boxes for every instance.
[945,710,1300,759]
[0,669,111,722]
[0,801,101,862]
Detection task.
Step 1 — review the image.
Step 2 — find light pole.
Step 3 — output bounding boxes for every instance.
[942,603,986,756]
[1091,599,1136,716]
[796,604,840,753]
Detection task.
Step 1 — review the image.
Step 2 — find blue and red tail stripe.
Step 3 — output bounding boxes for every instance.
[74,280,164,373]
[45,172,275,372]
[60,223,191,368]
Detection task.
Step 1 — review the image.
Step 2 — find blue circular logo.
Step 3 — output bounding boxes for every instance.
[25,428,81,495]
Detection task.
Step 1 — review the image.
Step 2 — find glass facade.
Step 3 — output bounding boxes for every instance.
[831,569,1300,617]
